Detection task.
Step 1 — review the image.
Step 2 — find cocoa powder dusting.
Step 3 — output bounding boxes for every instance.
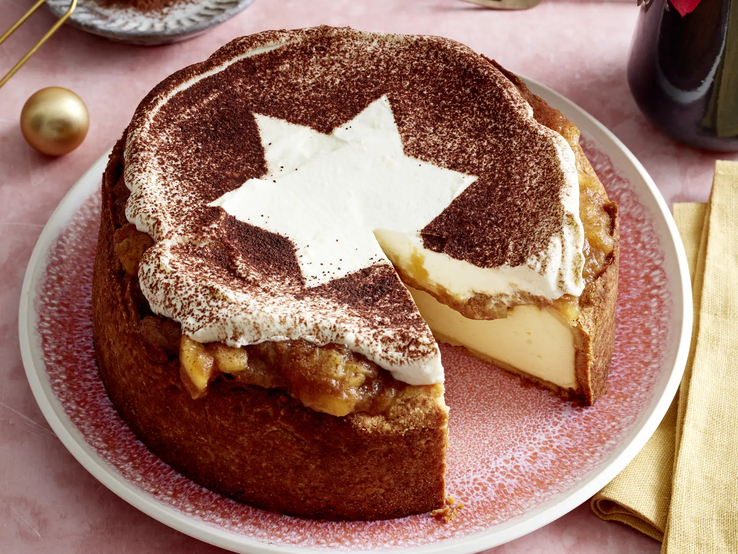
[123,27,578,367]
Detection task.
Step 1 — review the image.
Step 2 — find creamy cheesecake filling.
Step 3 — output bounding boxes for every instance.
[408,287,577,390]
[123,27,588,387]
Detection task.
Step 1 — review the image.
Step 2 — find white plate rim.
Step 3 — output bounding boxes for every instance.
[18,77,693,554]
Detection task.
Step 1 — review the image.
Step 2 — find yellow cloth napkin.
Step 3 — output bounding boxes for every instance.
[591,160,738,552]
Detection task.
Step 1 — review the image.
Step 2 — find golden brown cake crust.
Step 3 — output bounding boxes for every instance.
[93,136,448,521]
[575,208,619,405]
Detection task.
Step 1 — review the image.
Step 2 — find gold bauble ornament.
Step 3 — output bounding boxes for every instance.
[20,87,89,156]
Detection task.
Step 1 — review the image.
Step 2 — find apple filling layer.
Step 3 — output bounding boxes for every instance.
[178,335,439,417]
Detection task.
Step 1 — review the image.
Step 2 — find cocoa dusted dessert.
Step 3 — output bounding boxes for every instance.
[93,26,619,521]
[98,0,187,12]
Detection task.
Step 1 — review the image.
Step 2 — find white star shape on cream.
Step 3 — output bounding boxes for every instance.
[210,95,478,287]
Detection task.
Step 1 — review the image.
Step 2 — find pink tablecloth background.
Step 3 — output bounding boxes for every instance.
[1,0,735,552]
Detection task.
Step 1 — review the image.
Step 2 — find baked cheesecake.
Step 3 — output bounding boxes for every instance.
[92,26,618,521]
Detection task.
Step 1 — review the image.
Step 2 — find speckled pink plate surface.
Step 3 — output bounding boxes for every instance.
[18,80,691,554]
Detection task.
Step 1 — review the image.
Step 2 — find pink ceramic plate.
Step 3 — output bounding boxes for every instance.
[18,80,691,554]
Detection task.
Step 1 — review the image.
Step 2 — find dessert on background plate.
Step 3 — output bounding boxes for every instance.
[92,25,619,520]
[46,0,256,45]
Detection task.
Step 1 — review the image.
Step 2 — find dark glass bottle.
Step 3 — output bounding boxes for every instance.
[628,0,738,151]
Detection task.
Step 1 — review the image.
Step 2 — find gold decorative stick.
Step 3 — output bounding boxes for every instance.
[0,0,78,89]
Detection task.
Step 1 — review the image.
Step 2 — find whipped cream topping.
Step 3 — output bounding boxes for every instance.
[210,96,478,287]
[122,27,586,385]
[138,243,444,385]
